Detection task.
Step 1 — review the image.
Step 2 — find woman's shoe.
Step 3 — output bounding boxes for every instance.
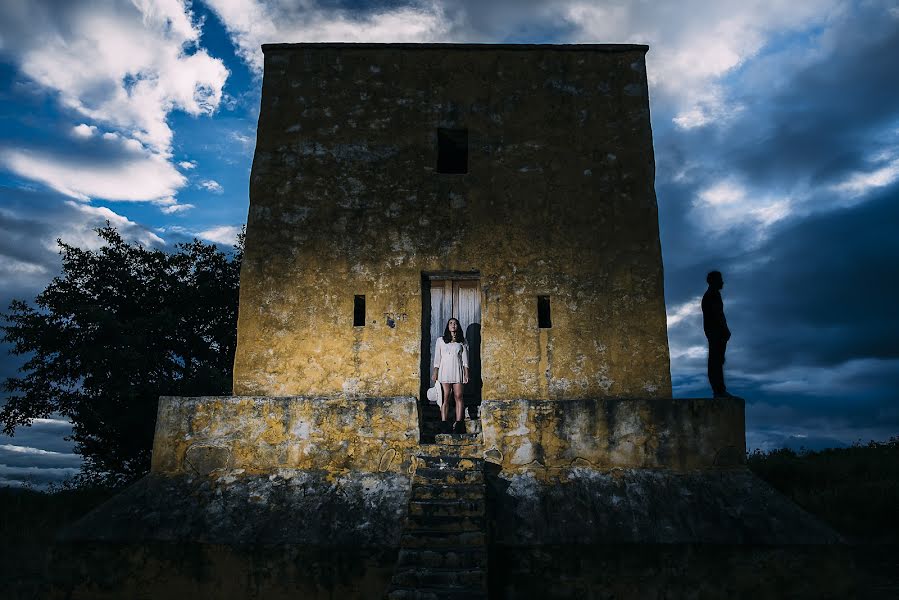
[452,421,464,434]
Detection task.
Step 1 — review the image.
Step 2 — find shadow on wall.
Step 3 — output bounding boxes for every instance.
[466,322,482,418]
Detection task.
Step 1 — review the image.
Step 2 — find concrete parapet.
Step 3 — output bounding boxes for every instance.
[150,395,420,476]
[481,397,745,473]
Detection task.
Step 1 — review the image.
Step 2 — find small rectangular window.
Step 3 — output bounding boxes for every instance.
[354,295,366,326]
[537,296,552,328]
[437,128,468,174]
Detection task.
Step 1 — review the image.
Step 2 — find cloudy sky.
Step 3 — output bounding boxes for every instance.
[1,0,897,488]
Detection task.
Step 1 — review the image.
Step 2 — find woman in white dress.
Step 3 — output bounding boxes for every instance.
[432,318,470,432]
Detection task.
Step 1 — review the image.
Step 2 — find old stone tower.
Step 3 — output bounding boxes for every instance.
[58,44,848,600]
[233,42,671,402]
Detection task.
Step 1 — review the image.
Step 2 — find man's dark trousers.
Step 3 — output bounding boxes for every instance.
[708,337,727,396]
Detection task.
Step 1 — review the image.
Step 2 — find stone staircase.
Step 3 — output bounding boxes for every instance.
[385,406,487,599]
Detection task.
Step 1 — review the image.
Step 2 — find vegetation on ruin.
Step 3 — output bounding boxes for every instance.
[747,437,899,543]
[0,225,242,486]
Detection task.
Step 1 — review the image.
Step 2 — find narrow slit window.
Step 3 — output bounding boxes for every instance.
[437,128,468,174]
[537,295,552,329]
[354,295,366,326]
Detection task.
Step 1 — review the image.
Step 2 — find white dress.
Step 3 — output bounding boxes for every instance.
[434,338,469,384]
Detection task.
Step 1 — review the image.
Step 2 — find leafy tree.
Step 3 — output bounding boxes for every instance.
[1,225,242,486]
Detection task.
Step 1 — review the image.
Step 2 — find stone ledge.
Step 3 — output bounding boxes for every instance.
[481,397,745,472]
[151,395,420,475]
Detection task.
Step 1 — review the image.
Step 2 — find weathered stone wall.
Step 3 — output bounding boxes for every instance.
[234,43,671,400]
[481,397,745,474]
[150,395,419,475]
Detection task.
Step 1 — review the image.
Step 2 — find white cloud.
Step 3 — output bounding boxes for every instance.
[71,123,97,138]
[61,201,165,248]
[666,295,702,328]
[178,160,197,170]
[0,0,229,214]
[831,157,899,200]
[1,143,186,203]
[0,444,69,456]
[204,0,452,73]
[160,202,195,214]
[30,418,72,428]
[0,255,50,276]
[205,0,847,136]
[161,223,241,245]
[199,179,224,194]
[197,225,242,245]
[693,178,790,236]
[0,198,168,299]
[0,0,229,154]
[670,344,707,361]
[559,0,845,128]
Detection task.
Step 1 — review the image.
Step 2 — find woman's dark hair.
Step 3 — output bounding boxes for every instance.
[442,318,466,344]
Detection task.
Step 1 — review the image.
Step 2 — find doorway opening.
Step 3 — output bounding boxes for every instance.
[420,272,482,420]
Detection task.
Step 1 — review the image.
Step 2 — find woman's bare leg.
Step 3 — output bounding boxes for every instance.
[440,383,452,421]
[452,383,464,423]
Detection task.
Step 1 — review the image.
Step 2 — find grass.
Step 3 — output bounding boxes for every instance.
[747,437,899,543]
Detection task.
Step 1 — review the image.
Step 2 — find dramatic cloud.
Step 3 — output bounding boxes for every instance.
[0,0,229,153]
[1,136,186,204]
[158,223,242,246]
[0,0,230,217]
[204,0,453,73]
[0,187,166,300]
[557,0,846,127]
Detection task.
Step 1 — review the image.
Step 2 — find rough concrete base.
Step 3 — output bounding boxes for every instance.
[486,468,843,545]
[484,468,855,598]
[60,470,411,545]
[49,468,859,598]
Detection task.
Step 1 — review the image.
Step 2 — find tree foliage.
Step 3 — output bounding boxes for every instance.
[1,225,242,486]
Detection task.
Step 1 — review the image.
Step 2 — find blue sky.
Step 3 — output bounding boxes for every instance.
[1,0,897,488]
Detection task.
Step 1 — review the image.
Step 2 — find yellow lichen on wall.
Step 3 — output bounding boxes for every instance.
[480,398,746,476]
[150,396,420,476]
[234,44,672,400]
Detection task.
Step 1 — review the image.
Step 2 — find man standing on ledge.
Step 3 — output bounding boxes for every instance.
[702,271,734,398]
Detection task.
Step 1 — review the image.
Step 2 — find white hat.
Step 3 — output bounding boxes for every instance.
[426,381,443,408]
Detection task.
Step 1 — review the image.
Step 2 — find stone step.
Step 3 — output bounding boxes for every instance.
[391,567,486,589]
[406,514,484,534]
[386,586,486,600]
[416,444,483,460]
[435,433,481,446]
[413,455,483,471]
[421,419,481,435]
[413,468,483,486]
[409,498,485,518]
[400,530,486,549]
[397,548,487,570]
[411,483,485,502]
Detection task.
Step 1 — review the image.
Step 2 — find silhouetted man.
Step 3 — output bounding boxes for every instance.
[702,271,733,398]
